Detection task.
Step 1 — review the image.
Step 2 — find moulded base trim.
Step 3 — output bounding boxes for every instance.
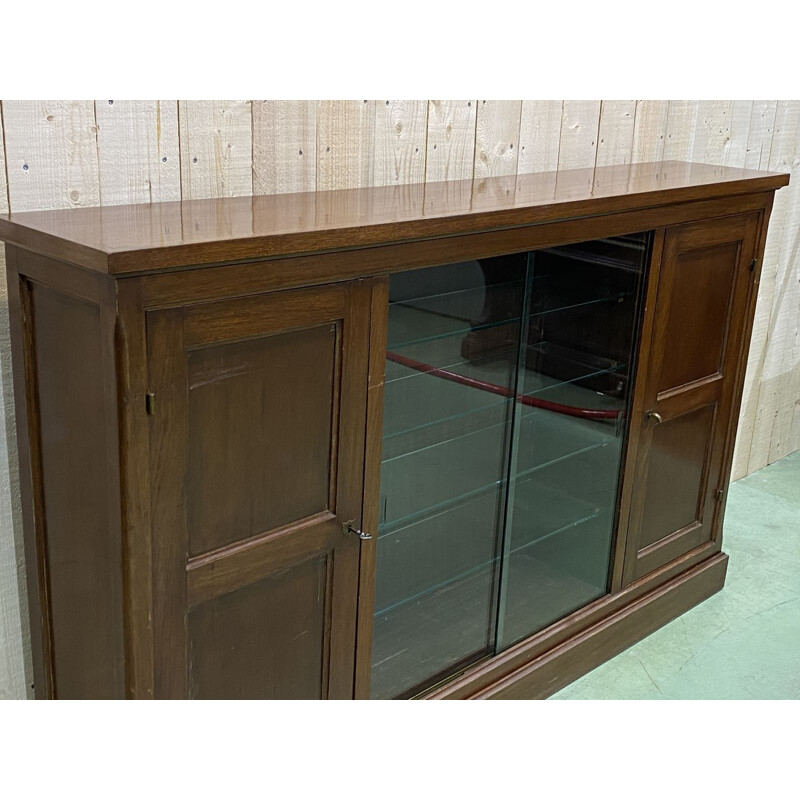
[428,551,728,700]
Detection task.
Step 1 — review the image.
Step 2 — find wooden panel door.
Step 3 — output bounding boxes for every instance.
[622,213,760,583]
[146,281,371,698]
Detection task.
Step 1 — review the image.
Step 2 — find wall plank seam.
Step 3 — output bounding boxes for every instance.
[0,102,9,212]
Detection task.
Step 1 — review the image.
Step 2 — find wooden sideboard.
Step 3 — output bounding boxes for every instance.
[0,161,789,699]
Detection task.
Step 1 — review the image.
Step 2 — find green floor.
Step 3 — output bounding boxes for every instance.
[551,450,800,700]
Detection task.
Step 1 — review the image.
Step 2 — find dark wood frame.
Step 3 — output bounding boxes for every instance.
[1,161,787,700]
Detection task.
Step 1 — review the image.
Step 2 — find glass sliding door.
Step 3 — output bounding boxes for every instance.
[497,233,649,647]
[371,233,650,697]
[370,256,527,699]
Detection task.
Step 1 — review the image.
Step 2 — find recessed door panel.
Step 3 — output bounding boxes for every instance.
[657,244,738,391]
[638,405,714,550]
[187,326,336,555]
[188,555,329,699]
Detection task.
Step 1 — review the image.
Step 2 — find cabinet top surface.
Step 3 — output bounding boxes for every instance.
[0,160,788,275]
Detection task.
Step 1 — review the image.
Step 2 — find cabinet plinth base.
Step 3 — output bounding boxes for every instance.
[429,552,728,700]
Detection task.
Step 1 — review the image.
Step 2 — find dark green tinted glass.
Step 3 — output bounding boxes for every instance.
[371,235,649,697]
[499,235,648,647]
[371,257,526,699]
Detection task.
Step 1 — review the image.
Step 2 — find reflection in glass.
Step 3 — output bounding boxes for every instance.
[498,235,648,648]
[371,257,526,700]
[371,234,649,697]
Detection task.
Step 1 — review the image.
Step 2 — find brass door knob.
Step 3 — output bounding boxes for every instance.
[645,410,664,424]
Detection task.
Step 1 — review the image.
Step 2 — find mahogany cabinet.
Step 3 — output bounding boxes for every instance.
[0,161,788,699]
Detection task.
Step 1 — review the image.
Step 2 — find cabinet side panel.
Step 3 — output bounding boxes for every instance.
[28,282,124,699]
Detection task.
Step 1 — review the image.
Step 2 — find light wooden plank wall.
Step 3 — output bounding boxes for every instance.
[0,100,28,699]
[0,99,795,480]
[0,98,797,699]
[95,100,181,205]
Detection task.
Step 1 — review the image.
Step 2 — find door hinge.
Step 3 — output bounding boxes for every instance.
[716,488,725,501]
[145,393,155,415]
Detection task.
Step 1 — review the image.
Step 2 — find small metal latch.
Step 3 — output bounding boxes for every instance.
[145,393,155,415]
[716,488,725,501]
[750,258,760,286]
[341,520,372,540]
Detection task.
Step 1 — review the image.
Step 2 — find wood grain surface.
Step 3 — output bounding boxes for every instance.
[0,161,787,274]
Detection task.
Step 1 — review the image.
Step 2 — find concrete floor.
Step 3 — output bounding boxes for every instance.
[552,449,800,700]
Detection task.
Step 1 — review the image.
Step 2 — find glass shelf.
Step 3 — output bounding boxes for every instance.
[514,438,614,483]
[371,232,650,698]
[385,340,625,394]
[387,290,635,353]
[509,471,610,551]
[529,289,634,319]
[387,280,524,350]
[382,344,625,446]
[382,394,510,444]
[380,398,621,535]
[519,382,624,419]
[392,277,522,317]
[374,486,504,614]
[388,309,520,353]
[499,515,611,647]
[375,501,606,620]
[384,349,517,390]
[370,562,498,700]
[382,359,514,446]
[378,415,620,539]
[378,472,506,536]
[520,341,628,398]
[371,505,612,699]
[538,235,649,273]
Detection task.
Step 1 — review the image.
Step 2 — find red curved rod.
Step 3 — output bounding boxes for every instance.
[386,351,621,420]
